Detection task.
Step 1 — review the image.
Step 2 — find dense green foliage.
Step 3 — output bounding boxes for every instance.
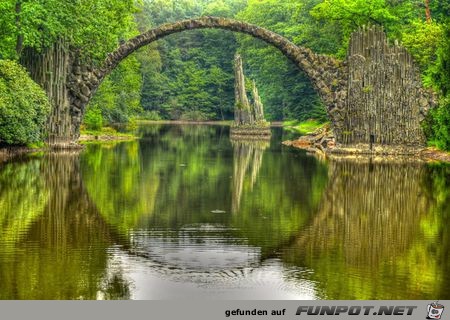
[0,0,137,61]
[0,60,50,145]
[88,56,143,125]
[0,0,141,144]
[429,22,450,150]
[0,0,448,148]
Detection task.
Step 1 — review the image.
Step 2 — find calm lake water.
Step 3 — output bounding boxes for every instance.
[0,124,449,299]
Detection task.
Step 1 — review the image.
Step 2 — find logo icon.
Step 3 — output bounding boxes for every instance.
[427,302,445,319]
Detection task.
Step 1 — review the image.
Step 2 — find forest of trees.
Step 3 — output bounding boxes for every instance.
[0,0,449,149]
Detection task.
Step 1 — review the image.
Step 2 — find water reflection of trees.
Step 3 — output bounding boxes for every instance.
[81,125,328,262]
[283,159,450,299]
[0,153,131,299]
[0,157,48,248]
[231,139,269,214]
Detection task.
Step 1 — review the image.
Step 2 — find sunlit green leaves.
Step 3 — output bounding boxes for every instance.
[400,20,444,71]
[0,0,138,61]
[0,60,50,145]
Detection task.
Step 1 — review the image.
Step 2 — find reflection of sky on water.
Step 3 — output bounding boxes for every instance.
[98,224,319,300]
[129,225,261,271]
[101,251,318,300]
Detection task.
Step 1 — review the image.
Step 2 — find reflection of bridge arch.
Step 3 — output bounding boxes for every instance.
[103,222,320,299]
[281,159,443,299]
[5,150,445,299]
[0,152,318,299]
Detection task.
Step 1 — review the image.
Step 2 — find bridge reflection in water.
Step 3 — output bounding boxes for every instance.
[0,152,129,299]
[283,159,449,299]
[0,127,448,299]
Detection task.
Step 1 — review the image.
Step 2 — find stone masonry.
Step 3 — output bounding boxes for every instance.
[56,17,434,150]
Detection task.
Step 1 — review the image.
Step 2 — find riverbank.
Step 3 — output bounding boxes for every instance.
[79,127,137,143]
[283,120,450,163]
[419,148,450,162]
[0,145,45,163]
[283,137,450,163]
[283,119,328,134]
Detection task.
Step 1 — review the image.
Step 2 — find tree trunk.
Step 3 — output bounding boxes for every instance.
[15,1,23,57]
[424,0,432,23]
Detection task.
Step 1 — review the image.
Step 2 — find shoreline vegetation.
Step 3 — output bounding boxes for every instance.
[136,119,284,126]
[282,119,328,135]
[1,120,448,163]
[79,127,137,143]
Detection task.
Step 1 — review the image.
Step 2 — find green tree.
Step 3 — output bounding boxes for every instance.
[0,0,143,129]
[0,60,50,145]
[0,0,139,62]
[428,21,450,150]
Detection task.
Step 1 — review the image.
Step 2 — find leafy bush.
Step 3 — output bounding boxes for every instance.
[83,106,103,131]
[431,98,450,150]
[125,117,138,131]
[101,127,118,135]
[140,110,162,121]
[180,110,210,121]
[0,60,50,145]
[427,22,450,151]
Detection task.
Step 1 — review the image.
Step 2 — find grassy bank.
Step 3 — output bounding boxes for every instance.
[283,119,328,134]
[79,127,136,143]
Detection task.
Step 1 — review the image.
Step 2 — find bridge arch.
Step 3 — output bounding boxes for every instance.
[101,17,342,92]
[68,16,345,140]
[66,18,433,152]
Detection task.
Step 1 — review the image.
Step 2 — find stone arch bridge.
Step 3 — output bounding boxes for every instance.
[28,16,434,151]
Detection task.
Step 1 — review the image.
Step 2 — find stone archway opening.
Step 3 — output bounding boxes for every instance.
[25,17,433,152]
[66,17,343,146]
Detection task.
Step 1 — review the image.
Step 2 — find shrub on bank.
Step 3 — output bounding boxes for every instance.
[0,60,50,145]
[83,105,103,131]
[431,98,450,150]
[140,110,162,121]
[179,110,210,121]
